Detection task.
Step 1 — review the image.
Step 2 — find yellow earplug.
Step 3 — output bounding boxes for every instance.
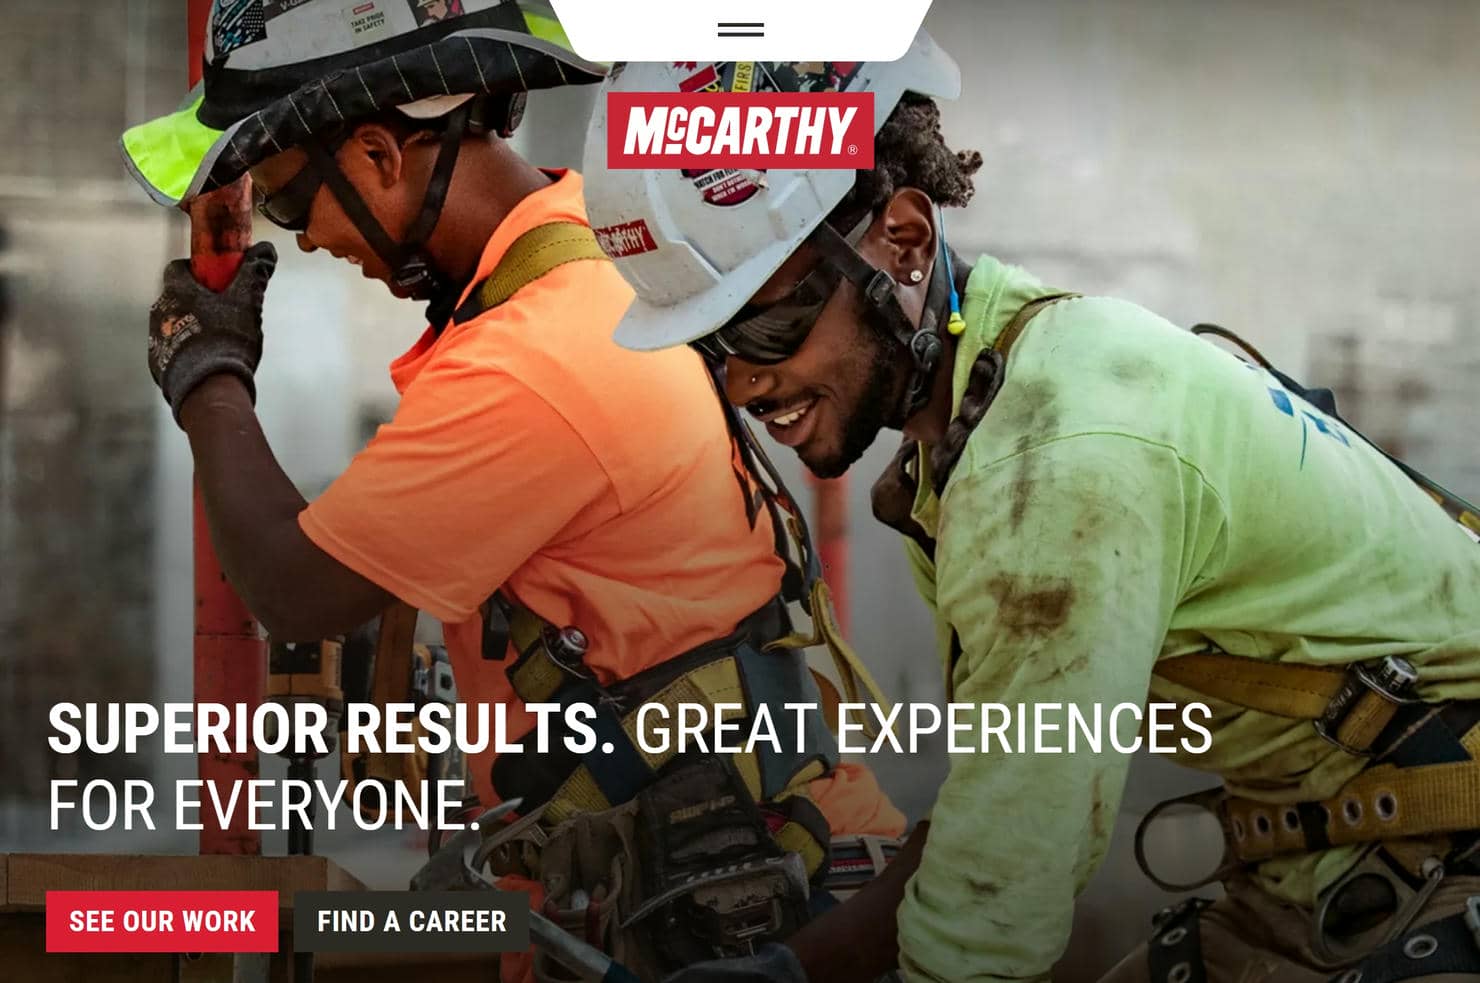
[947,311,967,336]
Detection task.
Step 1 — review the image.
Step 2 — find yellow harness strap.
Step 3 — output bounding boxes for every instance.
[496,591,836,879]
[765,579,894,739]
[1156,651,1348,717]
[1224,758,1480,862]
[454,221,609,324]
[1155,651,1401,753]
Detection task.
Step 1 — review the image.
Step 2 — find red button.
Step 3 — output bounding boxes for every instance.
[46,891,278,952]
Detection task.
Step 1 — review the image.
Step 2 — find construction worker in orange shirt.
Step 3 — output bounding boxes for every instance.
[123,2,902,978]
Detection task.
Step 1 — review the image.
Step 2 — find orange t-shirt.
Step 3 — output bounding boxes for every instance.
[299,171,901,837]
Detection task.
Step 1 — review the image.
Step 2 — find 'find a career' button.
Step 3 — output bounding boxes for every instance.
[294,891,529,953]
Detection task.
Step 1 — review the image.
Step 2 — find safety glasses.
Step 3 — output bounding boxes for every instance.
[251,130,351,233]
[691,215,873,367]
[252,163,323,233]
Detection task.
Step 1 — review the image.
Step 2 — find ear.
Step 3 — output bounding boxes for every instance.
[878,188,937,280]
[344,123,407,190]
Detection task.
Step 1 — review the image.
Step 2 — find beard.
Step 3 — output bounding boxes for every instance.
[800,325,907,479]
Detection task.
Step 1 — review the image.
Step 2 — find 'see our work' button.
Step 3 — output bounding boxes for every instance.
[45,891,278,953]
[293,891,530,953]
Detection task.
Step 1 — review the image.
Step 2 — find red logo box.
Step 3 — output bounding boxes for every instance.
[46,890,279,953]
[607,92,875,170]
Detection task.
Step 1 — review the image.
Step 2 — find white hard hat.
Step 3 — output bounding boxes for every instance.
[581,33,960,353]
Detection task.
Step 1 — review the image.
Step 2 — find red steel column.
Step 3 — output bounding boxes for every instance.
[186,0,264,856]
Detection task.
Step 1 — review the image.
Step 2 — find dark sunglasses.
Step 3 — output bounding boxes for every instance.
[251,131,351,232]
[252,163,323,232]
[690,215,872,367]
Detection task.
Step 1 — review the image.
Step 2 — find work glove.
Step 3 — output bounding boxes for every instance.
[147,241,277,425]
[659,943,807,983]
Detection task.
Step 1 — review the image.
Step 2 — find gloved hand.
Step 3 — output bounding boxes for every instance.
[659,943,807,983]
[147,241,277,425]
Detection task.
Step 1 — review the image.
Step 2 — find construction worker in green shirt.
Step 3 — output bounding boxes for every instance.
[583,34,1480,983]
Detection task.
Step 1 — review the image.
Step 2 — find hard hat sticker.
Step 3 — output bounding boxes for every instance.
[682,168,764,208]
[344,0,394,46]
[410,0,465,26]
[213,0,269,55]
[593,220,659,258]
[662,61,868,205]
[263,0,314,17]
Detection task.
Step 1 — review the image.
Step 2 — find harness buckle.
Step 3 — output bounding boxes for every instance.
[543,625,591,674]
[1314,656,1421,756]
[863,269,895,306]
[411,645,458,706]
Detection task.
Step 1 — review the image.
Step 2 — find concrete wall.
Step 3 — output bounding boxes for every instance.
[0,0,185,836]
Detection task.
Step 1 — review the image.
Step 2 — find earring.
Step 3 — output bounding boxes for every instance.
[908,270,924,284]
[750,375,758,385]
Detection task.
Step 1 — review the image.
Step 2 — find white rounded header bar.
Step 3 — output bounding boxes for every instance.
[548,0,935,62]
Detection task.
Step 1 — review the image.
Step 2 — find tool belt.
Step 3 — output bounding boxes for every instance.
[518,755,813,982]
[485,595,840,878]
[476,596,899,981]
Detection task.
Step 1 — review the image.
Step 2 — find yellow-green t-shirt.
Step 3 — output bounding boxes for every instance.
[894,255,1480,982]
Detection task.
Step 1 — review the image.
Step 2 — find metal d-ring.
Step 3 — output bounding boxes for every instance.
[1312,848,1445,967]
[1133,786,1243,892]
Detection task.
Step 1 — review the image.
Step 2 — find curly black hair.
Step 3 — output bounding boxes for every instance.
[829,93,983,228]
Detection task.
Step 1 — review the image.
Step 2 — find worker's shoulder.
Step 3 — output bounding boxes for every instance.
[454,252,634,345]
[969,294,1204,454]
[1029,292,1186,353]
[432,259,726,498]
[429,257,635,385]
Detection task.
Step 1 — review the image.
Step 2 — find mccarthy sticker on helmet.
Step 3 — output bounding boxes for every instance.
[606,92,874,170]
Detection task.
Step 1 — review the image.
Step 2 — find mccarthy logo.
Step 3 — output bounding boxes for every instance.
[607,92,874,170]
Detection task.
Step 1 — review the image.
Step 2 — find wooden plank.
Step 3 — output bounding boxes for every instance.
[0,854,365,911]
[1,852,8,907]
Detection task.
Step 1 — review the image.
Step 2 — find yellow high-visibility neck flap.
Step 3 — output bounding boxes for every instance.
[523,10,574,52]
[119,92,229,207]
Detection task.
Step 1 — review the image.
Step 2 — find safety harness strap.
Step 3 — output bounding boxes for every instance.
[1148,898,1211,983]
[1155,652,1346,717]
[886,290,1082,545]
[1227,759,1480,862]
[993,292,1083,358]
[1333,903,1480,982]
[1154,651,1417,755]
[1214,699,1480,863]
[714,376,896,737]
[445,214,849,882]
[717,386,814,601]
[488,596,841,879]
[452,220,610,325]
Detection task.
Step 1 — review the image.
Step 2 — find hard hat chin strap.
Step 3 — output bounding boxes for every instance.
[809,214,954,423]
[302,103,470,300]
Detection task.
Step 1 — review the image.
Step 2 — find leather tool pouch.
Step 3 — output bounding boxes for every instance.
[534,755,810,981]
[629,754,810,969]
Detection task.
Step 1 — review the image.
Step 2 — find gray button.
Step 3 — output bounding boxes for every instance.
[293,891,530,953]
